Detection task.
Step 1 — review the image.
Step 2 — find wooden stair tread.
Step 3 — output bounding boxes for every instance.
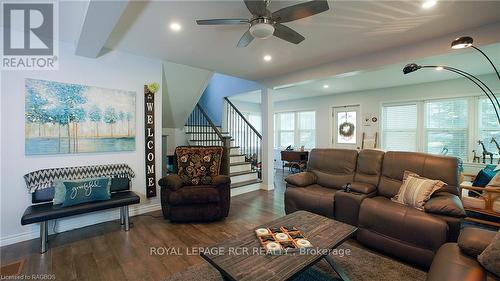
[230,161,251,166]
[230,170,258,177]
[229,154,245,157]
[231,179,262,189]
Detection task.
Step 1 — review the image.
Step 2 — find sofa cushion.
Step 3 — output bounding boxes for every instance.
[379,151,459,198]
[425,193,466,218]
[284,184,337,218]
[478,231,500,277]
[354,149,385,186]
[168,186,220,206]
[427,243,489,281]
[307,149,358,189]
[392,174,445,210]
[359,196,448,251]
[350,182,376,194]
[458,227,497,258]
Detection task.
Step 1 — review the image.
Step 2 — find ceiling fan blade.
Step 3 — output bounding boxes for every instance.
[244,0,269,16]
[196,19,249,25]
[272,0,329,23]
[273,23,305,44]
[237,30,254,48]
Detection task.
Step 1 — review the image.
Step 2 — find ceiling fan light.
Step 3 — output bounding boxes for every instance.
[249,23,275,39]
[451,36,473,49]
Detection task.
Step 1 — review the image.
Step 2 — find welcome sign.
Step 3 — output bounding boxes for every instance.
[144,85,156,198]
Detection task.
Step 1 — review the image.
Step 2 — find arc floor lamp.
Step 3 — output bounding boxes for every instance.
[403,36,500,124]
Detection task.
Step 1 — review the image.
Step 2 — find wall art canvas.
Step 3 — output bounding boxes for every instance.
[25,78,136,155]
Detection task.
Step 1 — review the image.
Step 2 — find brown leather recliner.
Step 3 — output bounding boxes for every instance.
[284,149,466,269]
[284,149,358,218]
[426,227,498,281]
[357,151,465,268]
[158,147,231,222]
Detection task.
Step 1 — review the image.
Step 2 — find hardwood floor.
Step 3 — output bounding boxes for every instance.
[0,170,290,281]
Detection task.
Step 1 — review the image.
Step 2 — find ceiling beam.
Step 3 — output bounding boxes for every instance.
[75,1,129,58]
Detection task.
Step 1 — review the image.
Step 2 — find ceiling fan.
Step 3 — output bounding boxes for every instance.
[196,0,330,48]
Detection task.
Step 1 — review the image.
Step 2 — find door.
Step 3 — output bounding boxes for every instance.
[333,106,361,149]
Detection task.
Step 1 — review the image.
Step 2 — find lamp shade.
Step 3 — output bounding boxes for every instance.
[403,63,421,74]
[451,36,473,49]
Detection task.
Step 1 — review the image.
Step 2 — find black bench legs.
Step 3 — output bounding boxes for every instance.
[119,205,130,231]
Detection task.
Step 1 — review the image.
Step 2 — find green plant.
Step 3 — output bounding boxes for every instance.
[147,82,159,94]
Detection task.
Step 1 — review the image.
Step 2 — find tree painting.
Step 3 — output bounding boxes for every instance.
[25,79,136,155]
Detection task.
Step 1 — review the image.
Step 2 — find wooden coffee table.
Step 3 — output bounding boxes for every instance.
[200,211,357,281]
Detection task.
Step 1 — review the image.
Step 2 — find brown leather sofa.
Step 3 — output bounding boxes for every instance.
[284,149,466,268]
[427,227,498,281]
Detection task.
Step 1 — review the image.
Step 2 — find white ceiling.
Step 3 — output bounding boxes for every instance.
[230,42,500,102]
[99,0,500,81]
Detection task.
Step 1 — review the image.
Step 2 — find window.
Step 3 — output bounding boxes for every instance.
[275,111,316,149]
[298,111,316,148]
[424,99,468,159]
[382,104,418,151]
[382,95,499,162]
[478,97,500,155]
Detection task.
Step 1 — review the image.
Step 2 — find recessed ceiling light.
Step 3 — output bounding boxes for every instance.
[422,0,437,9]
[435,66,444,71]
[263,55,272,62]
[323,84,329,89]
[170,22,181,31]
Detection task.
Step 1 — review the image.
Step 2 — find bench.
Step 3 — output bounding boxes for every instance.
[21,164,140,253]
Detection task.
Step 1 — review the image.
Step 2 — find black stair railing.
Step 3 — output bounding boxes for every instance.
[224,97,262,179]
[185,104,231,176]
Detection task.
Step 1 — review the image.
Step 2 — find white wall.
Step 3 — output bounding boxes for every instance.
[274,73,498,149]
[0,42,164,246]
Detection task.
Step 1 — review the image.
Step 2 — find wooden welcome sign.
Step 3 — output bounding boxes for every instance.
[144,85,156,198]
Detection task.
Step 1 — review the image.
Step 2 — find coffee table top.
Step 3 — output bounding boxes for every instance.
[201,211,357,281]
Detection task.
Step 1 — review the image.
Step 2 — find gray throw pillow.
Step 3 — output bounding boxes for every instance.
[478,231,500,277]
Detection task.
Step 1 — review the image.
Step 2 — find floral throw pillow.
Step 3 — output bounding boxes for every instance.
[176,147,223,186]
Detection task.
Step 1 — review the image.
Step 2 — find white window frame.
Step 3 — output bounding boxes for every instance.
[381,102,419,152]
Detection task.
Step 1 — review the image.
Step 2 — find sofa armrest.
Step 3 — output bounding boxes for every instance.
[212,175,231,187]
[350,182,377,194]
[424,193,466,218]
[458,227,497,258]
[158,174,183,191]
[213,175,231,217]
[284,172,317,187]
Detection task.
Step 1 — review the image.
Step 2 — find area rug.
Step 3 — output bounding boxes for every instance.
[165,241,426,281]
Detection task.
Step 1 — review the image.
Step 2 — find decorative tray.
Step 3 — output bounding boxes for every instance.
[255,226,312,254]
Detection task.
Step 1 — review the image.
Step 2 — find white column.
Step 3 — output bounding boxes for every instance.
[261,88,274,190]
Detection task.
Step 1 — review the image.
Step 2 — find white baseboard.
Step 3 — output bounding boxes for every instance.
[259,183,275,190]
[0,202,162,247]
[231,183,261,196]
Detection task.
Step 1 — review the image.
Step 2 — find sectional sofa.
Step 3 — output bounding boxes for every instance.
[284,148,466,268]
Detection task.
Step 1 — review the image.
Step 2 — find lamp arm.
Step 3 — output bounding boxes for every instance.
[421,65,500,124]
[445,66,500,110]
[472,46,500,80]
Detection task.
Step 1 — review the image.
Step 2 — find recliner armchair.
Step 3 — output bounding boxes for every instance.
[158,146,231,222]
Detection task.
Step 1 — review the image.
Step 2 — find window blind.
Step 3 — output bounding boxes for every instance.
[424,99,468,159]
[382,104,418,151]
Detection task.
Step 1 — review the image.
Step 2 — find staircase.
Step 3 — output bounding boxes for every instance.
[185,103,262,194]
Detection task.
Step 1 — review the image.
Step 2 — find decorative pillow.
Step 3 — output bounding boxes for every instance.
[176,147,223,186]
[478,231,500,277]
[62,177,111,207]
[392,172,445,210]
[53,179,66,205]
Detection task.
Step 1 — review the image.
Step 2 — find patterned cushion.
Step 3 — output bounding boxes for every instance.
[392,171,445,210]
[176,147,223,186]
[478,231,500,277]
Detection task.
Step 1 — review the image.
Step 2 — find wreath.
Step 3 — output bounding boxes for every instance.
[339,122,355,137]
